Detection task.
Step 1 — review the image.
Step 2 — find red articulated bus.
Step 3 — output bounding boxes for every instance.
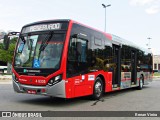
[10,19,153,99]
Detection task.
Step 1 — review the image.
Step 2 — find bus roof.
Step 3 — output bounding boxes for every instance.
[22,19,70,28]
[111,34,152,54]
[71,20,112,40]
[22,19,112,40]
[22,19,151,54]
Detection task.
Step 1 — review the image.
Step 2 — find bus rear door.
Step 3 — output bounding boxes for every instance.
[112,44,121,89]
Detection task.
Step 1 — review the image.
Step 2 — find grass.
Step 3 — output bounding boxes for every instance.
[154,72,160,76]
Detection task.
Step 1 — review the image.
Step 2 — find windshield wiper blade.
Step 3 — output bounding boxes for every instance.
[39,31,53,51]
[20,36,26,44]
[38,31,54,59]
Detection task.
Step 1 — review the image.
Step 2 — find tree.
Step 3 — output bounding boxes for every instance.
[0,37,17,73]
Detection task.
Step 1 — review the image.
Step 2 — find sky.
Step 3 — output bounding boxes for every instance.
[0,0,160,54]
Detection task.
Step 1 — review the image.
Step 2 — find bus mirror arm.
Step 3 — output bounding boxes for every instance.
[8,32,20,36]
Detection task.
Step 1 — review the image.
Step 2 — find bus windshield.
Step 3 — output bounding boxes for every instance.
[14,32,66,69]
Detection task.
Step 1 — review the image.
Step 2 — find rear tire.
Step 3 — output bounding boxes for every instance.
[92,77,103,100]
[137,76,143,90]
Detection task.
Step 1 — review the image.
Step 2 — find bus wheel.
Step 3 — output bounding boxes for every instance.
[92,77,103,100]
[137,76,143,90]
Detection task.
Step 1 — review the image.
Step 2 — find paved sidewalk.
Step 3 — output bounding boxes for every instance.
[153,76,160,78]
[0,75,12,84]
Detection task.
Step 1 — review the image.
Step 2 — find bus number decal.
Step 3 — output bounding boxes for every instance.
[35,79,46,84]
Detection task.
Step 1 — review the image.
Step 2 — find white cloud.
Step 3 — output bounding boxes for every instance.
[145,5,160,14]
[130,0,157,6]
[130,0,160,14]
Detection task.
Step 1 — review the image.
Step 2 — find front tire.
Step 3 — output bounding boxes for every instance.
[92,77,103,100]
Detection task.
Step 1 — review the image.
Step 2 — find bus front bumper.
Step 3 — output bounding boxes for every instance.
[12,79,66,98]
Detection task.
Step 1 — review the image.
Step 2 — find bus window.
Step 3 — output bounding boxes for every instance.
[67,37,88,77]
[121,45,131,72]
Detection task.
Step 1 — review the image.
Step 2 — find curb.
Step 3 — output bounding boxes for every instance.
[0,77,12,84]
[153,76,160,78]
[0,78,12,80]
[0,75,12,82]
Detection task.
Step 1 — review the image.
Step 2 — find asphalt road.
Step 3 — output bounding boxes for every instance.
[0,78,160,112]
[1,79,160,120]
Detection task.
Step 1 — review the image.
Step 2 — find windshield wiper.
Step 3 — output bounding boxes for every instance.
[20,36,26,44]
[38,31,54,59]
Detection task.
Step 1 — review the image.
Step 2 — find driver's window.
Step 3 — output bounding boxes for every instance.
[68,38,77,61]
[68,38,87,62]
[67,37,88,78]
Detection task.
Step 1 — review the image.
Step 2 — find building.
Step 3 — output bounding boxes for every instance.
[153,55,160,72]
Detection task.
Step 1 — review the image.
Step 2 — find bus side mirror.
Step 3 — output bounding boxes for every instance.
[3,35,10,50]
[3,32,20,50]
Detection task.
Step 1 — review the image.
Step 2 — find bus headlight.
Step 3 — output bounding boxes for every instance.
[48,74,62,86]
[12,73,19,83]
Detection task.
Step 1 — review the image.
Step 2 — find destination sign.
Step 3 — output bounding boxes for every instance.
[22,23,62,33]
[30,23,61,32]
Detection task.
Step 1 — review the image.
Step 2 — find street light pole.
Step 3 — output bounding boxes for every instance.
[147,37,152,50]
[102,4,111,32]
